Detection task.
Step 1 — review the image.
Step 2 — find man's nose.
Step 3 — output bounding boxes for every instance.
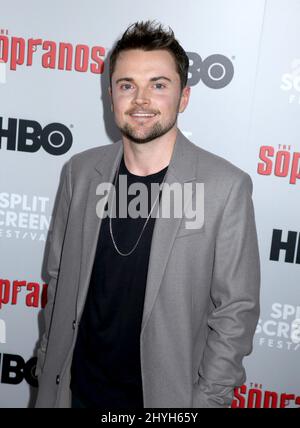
[132,87,150,105]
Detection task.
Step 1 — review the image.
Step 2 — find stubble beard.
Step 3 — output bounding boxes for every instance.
[120,115,178,144]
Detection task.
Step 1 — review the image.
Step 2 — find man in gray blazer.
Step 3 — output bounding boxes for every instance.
[34,21,260,408]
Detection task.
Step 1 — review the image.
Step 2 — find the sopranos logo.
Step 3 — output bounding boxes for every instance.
[232,383,300,408]
[0,278,48,309]
[0,192,51,241]
[255,303,300,352]
[0,116,73,155]
[0,29,105,74]
[257,145,300,185]
[0,353,37,387]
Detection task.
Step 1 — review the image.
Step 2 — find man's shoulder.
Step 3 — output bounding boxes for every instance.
[67,141,121,171]
[185,136,250,183]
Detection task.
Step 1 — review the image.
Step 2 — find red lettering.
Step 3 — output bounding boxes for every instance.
[232,385,300,408]
[42,41,56,69]
[75,44,89,72]
[274,150,290,177]
[0,33,106,75]
[58,42,73,71]
[26,282,40,307]
[248,388,262,408]
[290,152,300,184]
[0,279,10,309]
[27,38,42,66]
[257,146,274,175]
[263,390,278,408]
[231,384,247,408]
[0,35,9,63]
[12,280,26,305]
[280,393,295,408]
[41,283,48,308]
[10,37,25,70]
[0,278,48,309]
[90,46,105,74]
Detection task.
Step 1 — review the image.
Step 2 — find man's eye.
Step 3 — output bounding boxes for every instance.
[120,84,133,90]
[154,83,165,89]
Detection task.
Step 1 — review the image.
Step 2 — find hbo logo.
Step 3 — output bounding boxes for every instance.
[0,353,38,387]
[187,52,234,89]
[0,117,73,156]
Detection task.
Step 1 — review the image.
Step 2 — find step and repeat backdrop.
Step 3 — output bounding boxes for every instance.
[0,0,299,408]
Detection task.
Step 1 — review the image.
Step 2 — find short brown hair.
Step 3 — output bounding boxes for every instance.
[109,20,189,90]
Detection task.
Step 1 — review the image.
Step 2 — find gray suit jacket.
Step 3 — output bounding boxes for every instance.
[34,129,260,408]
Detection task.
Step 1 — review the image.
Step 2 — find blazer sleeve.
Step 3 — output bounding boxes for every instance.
[35,158,73,379]
[192,172,261,408]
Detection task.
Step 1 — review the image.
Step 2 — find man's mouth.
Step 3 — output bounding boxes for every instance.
[128,111,158,119]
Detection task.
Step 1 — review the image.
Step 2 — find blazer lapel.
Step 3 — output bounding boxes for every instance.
[140,130,198,335]
[76,141,123,319]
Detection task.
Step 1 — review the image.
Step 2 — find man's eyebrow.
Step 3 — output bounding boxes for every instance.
[115,76,172,84]
[150,76,172,82]
[115,77,134,84]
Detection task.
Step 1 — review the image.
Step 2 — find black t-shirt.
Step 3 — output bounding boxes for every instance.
[70,154,168,408]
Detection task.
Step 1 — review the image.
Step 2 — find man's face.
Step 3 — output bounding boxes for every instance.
[109,49,190,144]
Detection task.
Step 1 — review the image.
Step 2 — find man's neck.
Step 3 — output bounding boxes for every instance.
[122,127,177,176]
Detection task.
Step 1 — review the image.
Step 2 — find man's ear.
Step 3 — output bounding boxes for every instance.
[179,86,191,113]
